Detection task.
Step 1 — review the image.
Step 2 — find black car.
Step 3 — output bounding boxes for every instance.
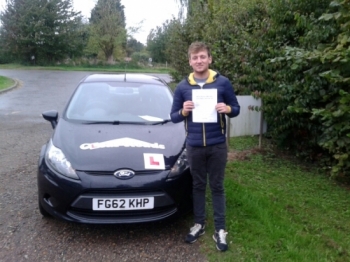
[37,73,192,224]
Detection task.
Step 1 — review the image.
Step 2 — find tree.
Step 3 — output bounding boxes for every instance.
[126,37,144,57]
[87,0,126,63]
[146,25,169,63]
[0,0,84,64]
[175,0,212,16]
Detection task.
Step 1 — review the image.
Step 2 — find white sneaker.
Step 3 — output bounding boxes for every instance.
[212,229,228,251]
[185,223,205,243]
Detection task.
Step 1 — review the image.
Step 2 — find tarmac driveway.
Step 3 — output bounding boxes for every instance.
[0,69,207,262]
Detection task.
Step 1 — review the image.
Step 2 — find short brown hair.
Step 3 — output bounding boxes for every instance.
[188,41,211,58]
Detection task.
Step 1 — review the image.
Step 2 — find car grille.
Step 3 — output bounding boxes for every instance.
[83,188,164,194]
[83,170,164,176]
[67,206,178,223]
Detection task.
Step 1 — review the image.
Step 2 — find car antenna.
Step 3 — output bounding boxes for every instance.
[124,59,127,81]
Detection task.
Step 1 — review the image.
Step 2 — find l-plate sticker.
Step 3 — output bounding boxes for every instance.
[144,153,165,170]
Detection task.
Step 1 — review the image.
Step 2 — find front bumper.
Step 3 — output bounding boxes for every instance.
[37,158,192,224]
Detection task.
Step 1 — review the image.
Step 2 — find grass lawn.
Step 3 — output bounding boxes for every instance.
[200,136,350,261]
[0,76,15,91]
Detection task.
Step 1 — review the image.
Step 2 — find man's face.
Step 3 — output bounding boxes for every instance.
[189,50,212,75]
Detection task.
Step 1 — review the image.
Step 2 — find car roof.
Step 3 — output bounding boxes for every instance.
[81,73,166,85]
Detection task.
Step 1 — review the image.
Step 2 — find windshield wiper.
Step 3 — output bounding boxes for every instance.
[84,121,120,125]
[151,119,172,125]
[83,120,148,125]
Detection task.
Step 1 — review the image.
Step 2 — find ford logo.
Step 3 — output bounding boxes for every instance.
[114,169,135,180]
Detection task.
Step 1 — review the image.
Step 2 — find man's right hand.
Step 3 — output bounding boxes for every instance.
[183,101,194,114]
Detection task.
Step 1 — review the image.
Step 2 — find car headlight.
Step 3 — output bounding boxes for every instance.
[45,139,79,180]
[167,148,189,179]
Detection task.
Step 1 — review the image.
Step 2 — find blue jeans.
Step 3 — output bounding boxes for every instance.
[186,142,227,231]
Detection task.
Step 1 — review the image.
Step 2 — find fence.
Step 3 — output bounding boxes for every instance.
[227,96,267,137]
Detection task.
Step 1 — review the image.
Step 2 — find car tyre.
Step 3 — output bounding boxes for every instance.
[38,200,52,218]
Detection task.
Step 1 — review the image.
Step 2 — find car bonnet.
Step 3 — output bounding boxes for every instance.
[51,119,186,172]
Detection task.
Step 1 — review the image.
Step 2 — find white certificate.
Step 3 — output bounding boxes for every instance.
[192,89,217,123]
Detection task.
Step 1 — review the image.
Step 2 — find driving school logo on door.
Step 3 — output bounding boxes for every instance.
[143,153,165,170]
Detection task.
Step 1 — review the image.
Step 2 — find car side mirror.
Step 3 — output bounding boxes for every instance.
[42,110,58,129]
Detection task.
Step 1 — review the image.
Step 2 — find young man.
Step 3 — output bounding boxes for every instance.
[170,42,240,251]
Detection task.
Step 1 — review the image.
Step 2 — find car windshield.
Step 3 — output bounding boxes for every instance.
[65,82,173,123]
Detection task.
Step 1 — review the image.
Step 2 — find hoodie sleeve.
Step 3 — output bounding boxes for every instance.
[170,84,187,123]
[224,81,240,118]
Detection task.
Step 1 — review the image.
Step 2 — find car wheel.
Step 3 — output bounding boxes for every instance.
[38,200,52,218]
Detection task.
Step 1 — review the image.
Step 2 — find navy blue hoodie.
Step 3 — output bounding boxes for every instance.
[170,69,240,147]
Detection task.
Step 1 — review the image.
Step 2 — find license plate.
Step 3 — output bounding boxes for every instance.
[92,197,154,210]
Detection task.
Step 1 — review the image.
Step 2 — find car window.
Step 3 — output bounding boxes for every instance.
[65,82,173,122]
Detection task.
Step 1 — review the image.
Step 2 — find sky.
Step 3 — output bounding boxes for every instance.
[0,0,181,44]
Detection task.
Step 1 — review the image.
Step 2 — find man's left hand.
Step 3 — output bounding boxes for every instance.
[216,103,230,113]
